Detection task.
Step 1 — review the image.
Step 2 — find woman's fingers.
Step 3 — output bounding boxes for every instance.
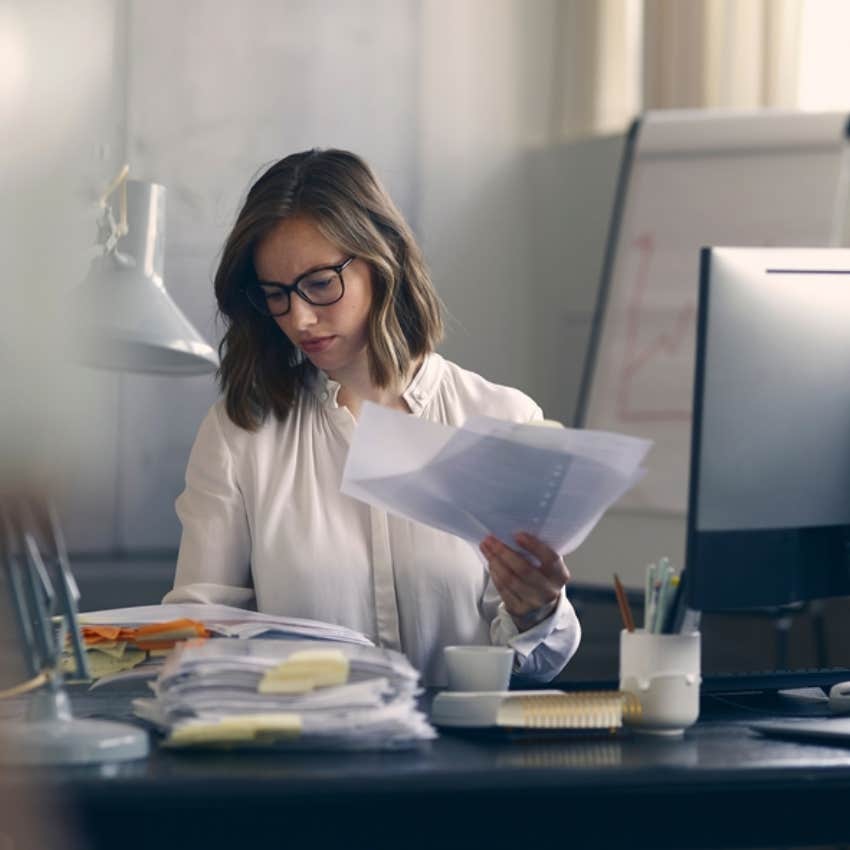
[479,532,573,630]
[480,537,556,611]
[513,532,571,584]
[487,558,528,612]
[481,537,548,593]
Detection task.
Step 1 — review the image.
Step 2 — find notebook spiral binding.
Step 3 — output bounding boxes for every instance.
[502,691,643,730]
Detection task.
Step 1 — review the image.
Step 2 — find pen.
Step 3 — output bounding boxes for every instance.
[644,561,657,630]
[662,571,684,634]
[646,572,663,633]
[613,573,635,632]
[652,561,674,633]
[655,573,679,634]
[669,567,691,633]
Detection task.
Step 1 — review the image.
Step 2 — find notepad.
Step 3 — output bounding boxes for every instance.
[431,690,642,731]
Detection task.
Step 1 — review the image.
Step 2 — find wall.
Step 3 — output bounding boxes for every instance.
[60,0,619,558]
[63,0,423,552]
[3,2,690,600]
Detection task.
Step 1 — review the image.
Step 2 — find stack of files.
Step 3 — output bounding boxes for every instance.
[62,618,209,680]
[342,403,651,554]
[133,639,437,750]
[71,604,374,685]
[79,603,375,645]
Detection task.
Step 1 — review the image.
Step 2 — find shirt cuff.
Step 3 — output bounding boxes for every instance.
[491,590,574,669]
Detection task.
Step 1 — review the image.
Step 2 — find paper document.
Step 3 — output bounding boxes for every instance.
[79,603,374,646]
[342,403,651,555]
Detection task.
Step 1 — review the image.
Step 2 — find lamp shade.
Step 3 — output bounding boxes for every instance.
[73,180,218,375]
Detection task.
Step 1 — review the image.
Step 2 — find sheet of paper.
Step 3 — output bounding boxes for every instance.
[342,403,652,555]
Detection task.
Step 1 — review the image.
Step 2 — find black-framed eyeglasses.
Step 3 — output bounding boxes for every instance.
[244,256,355,317]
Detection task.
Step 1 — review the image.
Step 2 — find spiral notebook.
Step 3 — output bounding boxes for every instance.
[431,689,641,734]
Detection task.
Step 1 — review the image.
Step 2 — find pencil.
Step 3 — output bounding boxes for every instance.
[613,573,635,632]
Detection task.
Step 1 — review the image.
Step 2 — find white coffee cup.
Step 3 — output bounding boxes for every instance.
[619,629,701,735]
[443,645,515,691]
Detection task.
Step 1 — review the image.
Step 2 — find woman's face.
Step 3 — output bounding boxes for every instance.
[253,215,373,375]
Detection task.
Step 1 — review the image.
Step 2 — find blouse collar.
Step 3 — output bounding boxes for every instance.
[310,352,444,415]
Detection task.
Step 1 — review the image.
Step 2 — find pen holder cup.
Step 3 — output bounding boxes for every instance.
[619,629,701,736]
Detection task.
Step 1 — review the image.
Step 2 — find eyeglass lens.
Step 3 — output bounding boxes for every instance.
[248,267,344,316]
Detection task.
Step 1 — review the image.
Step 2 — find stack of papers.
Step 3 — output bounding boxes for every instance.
[133,639,436,750]
[70,604,374,685]
[62,618,209,681]
[342,403,652,555]
[79,603,374,645]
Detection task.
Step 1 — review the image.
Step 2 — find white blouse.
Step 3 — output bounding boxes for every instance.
[164,353,581,685]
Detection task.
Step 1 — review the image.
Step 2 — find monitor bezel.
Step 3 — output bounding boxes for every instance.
[685,247,850,612]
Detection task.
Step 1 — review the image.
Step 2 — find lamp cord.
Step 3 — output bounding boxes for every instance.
[97,163,130,248]
[0,670,50,700]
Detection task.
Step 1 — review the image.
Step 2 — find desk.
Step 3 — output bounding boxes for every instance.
[4,686,850,850]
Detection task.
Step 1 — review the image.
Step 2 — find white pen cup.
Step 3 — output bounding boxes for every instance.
[444,646,515,692]
[619,629,701,735]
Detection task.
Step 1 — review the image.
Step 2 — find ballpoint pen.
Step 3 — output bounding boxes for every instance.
[644,561,657,631]
[646,560,665,633]
[652,560,676,633]
[663,570,685,634]
[656,573,679,634]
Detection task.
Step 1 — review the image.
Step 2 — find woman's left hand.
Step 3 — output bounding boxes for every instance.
[479,532,570,632]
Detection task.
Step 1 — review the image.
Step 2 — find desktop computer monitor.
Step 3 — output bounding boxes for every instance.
[687,247,850,615]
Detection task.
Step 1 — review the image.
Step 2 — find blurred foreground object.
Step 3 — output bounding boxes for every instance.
[0,496,149,764]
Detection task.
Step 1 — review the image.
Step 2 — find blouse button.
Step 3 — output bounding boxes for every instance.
[320,391,329,402]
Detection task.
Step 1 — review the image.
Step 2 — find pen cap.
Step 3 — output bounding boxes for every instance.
[619,629,700,685]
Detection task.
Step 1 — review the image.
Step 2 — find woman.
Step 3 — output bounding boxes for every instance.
[165,149,580,685]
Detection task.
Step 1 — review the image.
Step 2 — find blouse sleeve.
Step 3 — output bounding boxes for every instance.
[163,404,255,609]
[481,579,582,682]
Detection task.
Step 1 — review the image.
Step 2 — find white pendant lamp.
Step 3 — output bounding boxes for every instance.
[74,167,218,375]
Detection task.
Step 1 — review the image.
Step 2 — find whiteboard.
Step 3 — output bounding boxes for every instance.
[576,109,850,515]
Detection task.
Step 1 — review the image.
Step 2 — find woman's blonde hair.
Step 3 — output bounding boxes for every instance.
[214,149,444,430]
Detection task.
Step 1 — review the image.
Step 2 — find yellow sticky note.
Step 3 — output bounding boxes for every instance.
[61,647,146,680]
[258,648,349,694]
[88,641,129,659]
[167,713,302,747]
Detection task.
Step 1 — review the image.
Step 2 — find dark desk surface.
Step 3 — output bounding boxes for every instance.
[4,685,850,850]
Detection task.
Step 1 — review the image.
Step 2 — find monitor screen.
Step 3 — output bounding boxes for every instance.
[687,247,850,612]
